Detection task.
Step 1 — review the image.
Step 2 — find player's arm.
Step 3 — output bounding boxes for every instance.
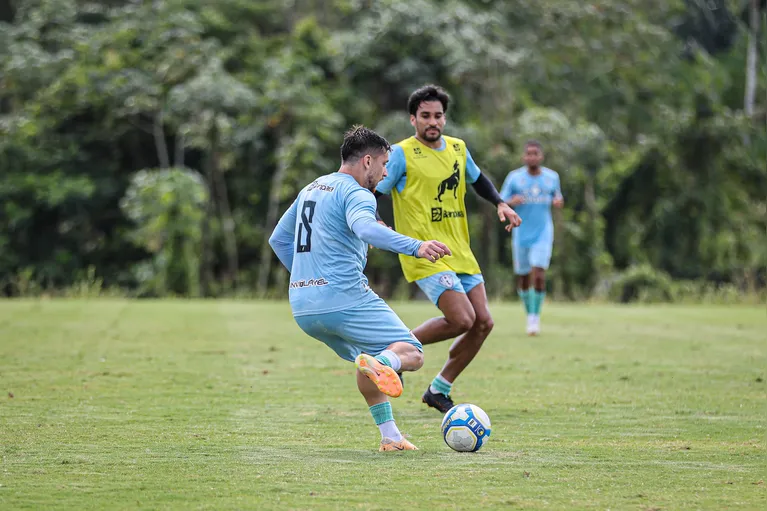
[373,145,407,224]
[500,172,524,207]
[552,173,564,208]
[465,148,521,231]
[268,200,298,272]
[346,190,451,262]
[373,190,385,223]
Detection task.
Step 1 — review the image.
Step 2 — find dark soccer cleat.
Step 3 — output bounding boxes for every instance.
[422,387,454,413]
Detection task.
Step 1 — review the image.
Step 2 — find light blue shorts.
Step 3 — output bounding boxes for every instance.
[513,241,553,275]
[415,271,485,306]
[294,297,423,362]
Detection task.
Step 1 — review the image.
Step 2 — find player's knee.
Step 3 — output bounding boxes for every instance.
[449,309,475,334]
[474,315,494,338]
[411,350,424,370]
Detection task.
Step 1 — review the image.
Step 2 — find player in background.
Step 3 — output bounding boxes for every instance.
[499,140,564,336]
[375,85,521,413]
[269,125,451,451]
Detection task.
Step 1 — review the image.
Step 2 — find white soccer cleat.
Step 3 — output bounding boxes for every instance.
[526,314,540,336]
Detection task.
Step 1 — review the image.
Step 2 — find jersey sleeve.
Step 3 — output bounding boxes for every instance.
[345,187,422,257]
[269,200,298,271]
[351,217,422,257]
[344,188,378,229]
[465,147,481,184]
[553,173,563,198]
[499,172,516,202]
[375,144,406,195]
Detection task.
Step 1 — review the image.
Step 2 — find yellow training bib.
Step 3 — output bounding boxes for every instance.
[391,136,481,282]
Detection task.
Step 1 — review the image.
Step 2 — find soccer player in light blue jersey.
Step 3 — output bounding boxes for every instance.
[269,126,451,451]
[499,141,564,336]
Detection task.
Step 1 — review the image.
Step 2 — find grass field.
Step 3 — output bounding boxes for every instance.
[1,300,765,510]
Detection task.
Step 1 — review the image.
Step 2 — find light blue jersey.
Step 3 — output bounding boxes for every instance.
[269,172,426,361]
[376,138,482,194]
[270,172,422,317]
[500,167,562,247]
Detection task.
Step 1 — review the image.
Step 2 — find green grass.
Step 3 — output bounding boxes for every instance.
[1,300,765,510]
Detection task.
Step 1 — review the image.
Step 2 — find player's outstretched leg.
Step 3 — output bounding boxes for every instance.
[419,285,493,413]
[356,342,423,451]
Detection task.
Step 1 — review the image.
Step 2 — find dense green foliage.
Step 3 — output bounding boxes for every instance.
[1,0,765,300]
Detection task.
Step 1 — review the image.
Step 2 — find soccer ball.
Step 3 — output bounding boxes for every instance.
[441,403,492,452]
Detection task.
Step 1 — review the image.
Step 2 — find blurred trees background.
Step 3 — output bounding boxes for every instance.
[1,0,765,301]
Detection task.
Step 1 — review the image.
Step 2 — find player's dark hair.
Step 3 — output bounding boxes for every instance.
[340,125,391,163]
[407,84,450,116]
[525,139,543,152]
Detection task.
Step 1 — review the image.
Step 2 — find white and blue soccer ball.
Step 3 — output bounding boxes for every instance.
[441,403,492,452]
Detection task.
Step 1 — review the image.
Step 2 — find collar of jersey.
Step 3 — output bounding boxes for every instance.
[415,137,447,152]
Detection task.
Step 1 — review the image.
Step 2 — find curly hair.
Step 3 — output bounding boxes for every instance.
[407,84,450,116]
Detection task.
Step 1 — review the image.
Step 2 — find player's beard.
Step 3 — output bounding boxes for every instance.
[422,126,441,142]
[365,174,380,192]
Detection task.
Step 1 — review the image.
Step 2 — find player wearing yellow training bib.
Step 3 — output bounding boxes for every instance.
[375,85,521,413]
[387,135,481,281]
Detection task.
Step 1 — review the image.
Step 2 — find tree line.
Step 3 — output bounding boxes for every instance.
[1,0,765,302]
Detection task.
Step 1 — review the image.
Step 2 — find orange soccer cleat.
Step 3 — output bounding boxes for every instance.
[379,437,419,451]
[355,354,403,398]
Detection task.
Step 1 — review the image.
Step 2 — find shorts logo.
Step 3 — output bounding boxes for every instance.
[438,274,454,288]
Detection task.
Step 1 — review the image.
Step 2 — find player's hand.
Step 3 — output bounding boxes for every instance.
[497,202,522,232]
[553,196,564,208]
[418,240,452,263]
[508,194,525,206]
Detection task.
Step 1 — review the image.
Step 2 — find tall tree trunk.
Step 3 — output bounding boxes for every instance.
[208,125,238,288]
[153,110,170,168]
[584,169,599,294]
[199,136,216,297]
[257,134,290,296]
[175,132,185,168]
[744,0,759,118]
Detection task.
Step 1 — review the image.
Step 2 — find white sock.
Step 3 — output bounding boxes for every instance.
[377,350,402,372]
[378,420,402,441]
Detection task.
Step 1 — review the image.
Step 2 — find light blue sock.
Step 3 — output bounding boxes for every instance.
[429,374,452,396]
[518,289,532,314]
[532,291,546,315]
[369,402,401,440]
[375,350,401,372]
